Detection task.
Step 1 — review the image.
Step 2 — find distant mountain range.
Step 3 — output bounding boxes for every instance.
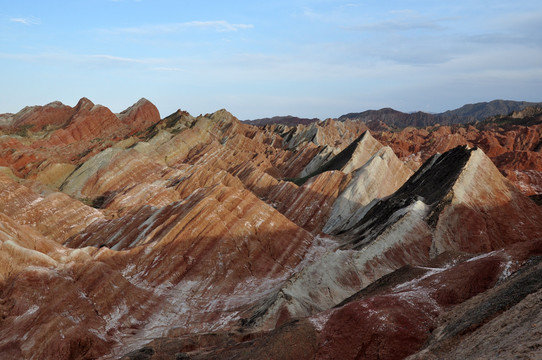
[245,100,542,128]
[243,115,320,126]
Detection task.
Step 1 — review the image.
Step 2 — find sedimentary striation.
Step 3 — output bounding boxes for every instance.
[0,98,541,360]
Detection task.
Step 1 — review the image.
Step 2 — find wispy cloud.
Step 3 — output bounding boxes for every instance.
[187,21,253,32]
[346,10,456,33]
[105,20,253,35]
[10,16,41,25]
[347,19,443,32]
[87,54,144,64]
[0,52,160,68]
[302,7,321,21]
[152,67,183,72]
[489,10,542,45]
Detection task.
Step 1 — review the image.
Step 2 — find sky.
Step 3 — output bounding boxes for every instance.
[1,0,541,119]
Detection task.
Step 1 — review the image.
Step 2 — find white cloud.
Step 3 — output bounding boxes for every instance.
[10,16,41,25]
[106,20,253,35]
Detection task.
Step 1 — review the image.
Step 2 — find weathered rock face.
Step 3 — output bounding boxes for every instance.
[0,98,163,179]
[0,101,75,132]
[407,241,542,360]
[1,99,542,360]
[323,146,413,234]
[267,171,352,233]
[121,240,542,360]
[373,108,542,195]
[117,98,161,134]
[267,119,368,177]
[238,145,542,331]
[0,182,320,359]
[0,172,104,243]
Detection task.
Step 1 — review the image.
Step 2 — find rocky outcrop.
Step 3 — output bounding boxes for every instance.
[117,98,160,134]
[271,119,367,152]
[323,146,413,234]
[293,131,383,185]
[0,207,158,360]
[342,146,542,254]
[1,181,320,359]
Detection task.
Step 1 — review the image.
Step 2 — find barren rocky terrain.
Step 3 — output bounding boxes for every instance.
[0,99,540,359]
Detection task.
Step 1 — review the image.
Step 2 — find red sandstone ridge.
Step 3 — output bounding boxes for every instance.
[0,99,541,360]
[0,98,161,179]
[0,101,75,132]
[117,98,161,134]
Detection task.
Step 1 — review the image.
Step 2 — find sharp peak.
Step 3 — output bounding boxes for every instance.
[354,130,376,143]
[43,100,67,108]
[208,108,234,116]
[75,97,95,111]
[206,108,240,122]
[131,97,154,107]
[77,97,94,105]
[342,145,477,245]
[395,145,493,206]
[119,98,156,114]
[408,145,474,184]
[360,129,373,138]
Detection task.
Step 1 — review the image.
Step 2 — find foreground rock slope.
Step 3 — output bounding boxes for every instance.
[0,98,541,360]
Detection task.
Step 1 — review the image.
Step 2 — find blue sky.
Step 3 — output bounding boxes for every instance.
[1,0,541,119]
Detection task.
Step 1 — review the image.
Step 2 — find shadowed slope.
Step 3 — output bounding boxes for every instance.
[236,145,542,330]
